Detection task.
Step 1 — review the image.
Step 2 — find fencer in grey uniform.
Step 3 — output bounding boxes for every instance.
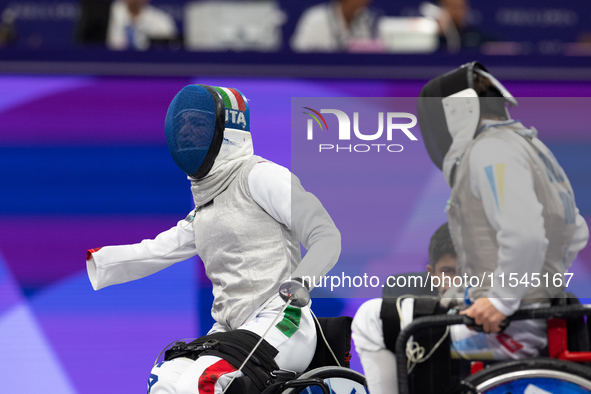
[86,85,341,394]
[351,62,588,394]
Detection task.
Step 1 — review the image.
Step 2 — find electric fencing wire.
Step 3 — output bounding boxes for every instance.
[310,308,341,367]
[221,298,293,394]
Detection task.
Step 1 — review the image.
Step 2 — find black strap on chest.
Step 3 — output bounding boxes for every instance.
[380,298,402,353]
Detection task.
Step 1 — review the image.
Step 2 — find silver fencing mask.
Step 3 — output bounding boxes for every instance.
[417,61,518,171]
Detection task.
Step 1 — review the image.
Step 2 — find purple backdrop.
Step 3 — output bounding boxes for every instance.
[0,75,590,391]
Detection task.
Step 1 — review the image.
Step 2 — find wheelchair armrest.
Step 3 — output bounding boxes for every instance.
[548,318,591,362]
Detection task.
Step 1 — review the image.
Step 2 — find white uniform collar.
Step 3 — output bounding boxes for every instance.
[477,119,522,135]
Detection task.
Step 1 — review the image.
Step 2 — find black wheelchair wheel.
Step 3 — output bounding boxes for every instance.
[281,366,368,394]
[458,358,591,394]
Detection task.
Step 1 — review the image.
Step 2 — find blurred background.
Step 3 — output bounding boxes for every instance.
[0,0,590,392]
[0,0,590,76]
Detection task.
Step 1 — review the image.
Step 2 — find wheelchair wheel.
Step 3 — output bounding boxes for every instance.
[461,358,591,394]
[281,366,368,394]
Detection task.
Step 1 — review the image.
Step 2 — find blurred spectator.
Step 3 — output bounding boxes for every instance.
[76,0,177,50]
[107,0,177,50]
[421,0,494,53]
[0,7,17,47]
[290,0,380,52]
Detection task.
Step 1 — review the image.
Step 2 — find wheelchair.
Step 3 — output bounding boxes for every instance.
[153,316,368,394]
[394,301,591,394]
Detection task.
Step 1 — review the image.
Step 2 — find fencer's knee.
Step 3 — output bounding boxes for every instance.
[176,356,235,394]
[176,369,201,394]
[148,358,193,394]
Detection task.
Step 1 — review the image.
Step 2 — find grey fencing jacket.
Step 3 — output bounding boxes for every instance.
[87,155,341,329]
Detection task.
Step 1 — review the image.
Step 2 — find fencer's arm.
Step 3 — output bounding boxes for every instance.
[289,173,341,285]
[86,214,198,290]
[248,162,341,288]
[469,138,547,316]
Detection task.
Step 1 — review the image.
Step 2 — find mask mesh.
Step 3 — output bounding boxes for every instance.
[165,86,218,176]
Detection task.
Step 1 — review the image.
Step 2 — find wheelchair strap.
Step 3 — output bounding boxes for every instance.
[164,329,280,392]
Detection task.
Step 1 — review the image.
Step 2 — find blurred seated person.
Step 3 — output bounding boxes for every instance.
[0,7,16,46]
[107,0,177,50]
[76,0,177,50]
[421,0,494,53]
[290,0,380,52]
[383,222,457,298]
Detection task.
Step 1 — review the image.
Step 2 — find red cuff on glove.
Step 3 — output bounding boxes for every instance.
[86,247,102,261]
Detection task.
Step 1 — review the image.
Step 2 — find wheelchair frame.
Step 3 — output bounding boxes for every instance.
[275,366,368,394]
[152,315,368,394]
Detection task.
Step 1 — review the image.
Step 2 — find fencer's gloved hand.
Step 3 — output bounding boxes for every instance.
[279,277,310,307]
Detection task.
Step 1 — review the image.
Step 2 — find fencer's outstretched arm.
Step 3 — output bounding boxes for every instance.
[86,216,198,290]
[248,162,341,288]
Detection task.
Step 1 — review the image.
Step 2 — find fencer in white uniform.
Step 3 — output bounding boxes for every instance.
[106,0,178,50]
[86,85,341,394]
[352,62,589,394]
[290,0,378,52]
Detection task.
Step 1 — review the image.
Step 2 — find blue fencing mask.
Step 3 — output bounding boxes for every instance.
[164,84,226,179]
